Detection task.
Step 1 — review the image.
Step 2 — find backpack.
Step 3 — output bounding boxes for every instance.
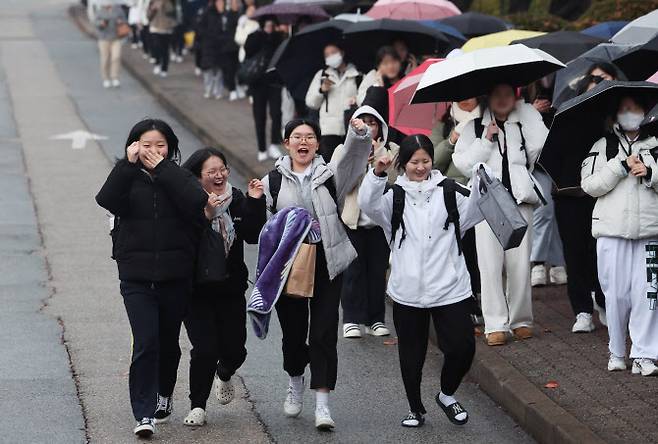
[389,178,470,255]
[267,169,337,214]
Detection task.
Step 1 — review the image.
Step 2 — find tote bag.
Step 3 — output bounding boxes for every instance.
[284,243,316,298]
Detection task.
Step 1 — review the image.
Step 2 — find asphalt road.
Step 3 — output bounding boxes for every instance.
[0,1,531,442]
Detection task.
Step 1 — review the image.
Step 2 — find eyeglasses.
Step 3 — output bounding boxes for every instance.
[203,167,229,177]
[289,134,317,143]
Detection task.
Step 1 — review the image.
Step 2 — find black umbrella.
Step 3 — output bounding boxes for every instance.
[268,19,352,101]
[440,11,512,38]
[342,19,450,73]
[641,103,658,137]
[510,31,604,64]
[539,80,658,190]
[614,35,658,81]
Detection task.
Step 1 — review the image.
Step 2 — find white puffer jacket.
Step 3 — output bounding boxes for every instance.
[453,101,548,205]
[581,127,658,240]
[357,168,484,308]
[305,64,361,137]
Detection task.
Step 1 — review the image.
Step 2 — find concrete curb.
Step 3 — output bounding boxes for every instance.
[68,4,262,181]
[69,6,604,443]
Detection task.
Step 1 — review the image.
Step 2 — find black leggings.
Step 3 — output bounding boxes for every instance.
[152,32,171,72]
[251,82,282,152]
[393,299,475,414]
[184,284,247,410]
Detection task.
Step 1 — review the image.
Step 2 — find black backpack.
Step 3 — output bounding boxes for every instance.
[389,178,470,255]
[267,169,337,214]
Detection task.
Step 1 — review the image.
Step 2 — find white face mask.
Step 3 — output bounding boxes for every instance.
[325,53,343,69]
[617,111,644,132]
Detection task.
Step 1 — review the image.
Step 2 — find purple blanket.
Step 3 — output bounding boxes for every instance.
[247,207,321,339]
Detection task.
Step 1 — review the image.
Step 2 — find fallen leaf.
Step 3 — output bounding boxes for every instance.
[383,338,398,346]
[544,381,559,389]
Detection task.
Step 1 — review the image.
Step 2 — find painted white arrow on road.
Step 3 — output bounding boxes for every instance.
[50,130,108,149]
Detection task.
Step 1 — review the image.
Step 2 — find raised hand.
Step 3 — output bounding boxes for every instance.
[126,142,140,163]
[248,178,264,199]
[374,156,393,176]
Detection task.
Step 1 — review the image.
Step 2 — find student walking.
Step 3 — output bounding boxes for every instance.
[181,148,266,426]
[148,0,177,77]
[358,134,484,427]
[260,117,371,430]
[93,0,127,88]
[95,119,208,438]
[581,95,658,376]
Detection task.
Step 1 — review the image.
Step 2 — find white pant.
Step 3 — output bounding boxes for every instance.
[597,237,658,360]
[477,204,534,334]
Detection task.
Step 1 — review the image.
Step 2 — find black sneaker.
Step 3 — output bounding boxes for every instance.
[154,394,172,424]
[133,417,155,437]
[401,411,425,428]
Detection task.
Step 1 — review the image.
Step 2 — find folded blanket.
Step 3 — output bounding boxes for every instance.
[247,207,321,339]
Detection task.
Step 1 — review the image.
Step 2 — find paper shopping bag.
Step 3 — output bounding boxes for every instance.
[284,243,316,298]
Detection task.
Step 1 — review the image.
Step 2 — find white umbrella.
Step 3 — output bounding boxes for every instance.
[333,13,374,23]
[611,9,658,45]
[411,44,565,103]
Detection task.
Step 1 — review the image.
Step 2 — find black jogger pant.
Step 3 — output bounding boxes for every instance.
[319,135,344,164]
[152,32,171,73]
[341,226,389,325]
[120,279,190,421]
[554,196,605,316]
[393,299,475,415]
[140,27,152,57]
[219,53,238,92]
[184,284,247,410]
[250,82,282,153]
[275,247,342,390]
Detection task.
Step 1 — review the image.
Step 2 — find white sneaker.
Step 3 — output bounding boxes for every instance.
[229,90,239,101]
[149,57,156,64]
[549,266,567,285]
[572,312,595,333]
[236,86,247,99]
[214,375,235,405]
[133,418,155,437]
[102,80,111,88]
[343,323,362,338]
[195,67,202,76]
[257,151,268,162]
[203,91,211,99]
[315,405,335,430]
[214,93,224,100]
[592,292,607,327]
[111,79,120,88]
[366,322,390,336]
[267,144,281,160]
[531,264,547,287]
[632,358,658,376]
[608,355,627,372]
[131,43,138,49]
[183,408,206,427]
[283,381,304,417]
[160,71,168,78]
[153,65,161,75]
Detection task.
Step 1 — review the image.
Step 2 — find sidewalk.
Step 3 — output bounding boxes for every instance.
[71,7,658,443]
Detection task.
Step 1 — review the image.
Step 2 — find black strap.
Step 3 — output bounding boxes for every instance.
[441,178,469,256]
[355,73,364,89]
[390,184,406,249]
[604,132,622,160]
[473,117,484,139]
[268,168,337,214]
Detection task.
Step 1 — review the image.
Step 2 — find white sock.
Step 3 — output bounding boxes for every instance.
[289,376,304,393]
[315,391,329,409]
[439,392,467,421]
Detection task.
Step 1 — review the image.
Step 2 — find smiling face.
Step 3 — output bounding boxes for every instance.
[138,130,168,166]
[284,124,319,170]
[200,155,230,195]
[404,148,432,182]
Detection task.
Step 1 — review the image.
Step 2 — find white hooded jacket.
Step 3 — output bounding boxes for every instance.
[358,168,484,308]
[581,126,658,240]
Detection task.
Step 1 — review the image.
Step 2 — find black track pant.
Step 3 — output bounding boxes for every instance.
[275,247,342,390]
[341,226,389,325]
[184,284,247,410]
[120,279,190,420]
[393,299,475,414]
[250,82,282,152]
[151,32,171,73]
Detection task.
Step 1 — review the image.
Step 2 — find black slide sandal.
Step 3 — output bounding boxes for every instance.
[436,394,468,426]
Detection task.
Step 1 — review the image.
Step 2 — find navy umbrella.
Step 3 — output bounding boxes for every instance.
[440,11,512,38]
[539,80,658,190]
[581,21,628,40]
[510,31,604,64]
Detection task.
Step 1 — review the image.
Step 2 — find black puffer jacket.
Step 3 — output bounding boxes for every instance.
[196,7,239,70]
[96,159,208,282]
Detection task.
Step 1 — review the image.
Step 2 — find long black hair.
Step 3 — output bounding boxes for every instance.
[283,118,322,140]
[124,118,181,163]
[181,147,228,177]
[397,134,434,171]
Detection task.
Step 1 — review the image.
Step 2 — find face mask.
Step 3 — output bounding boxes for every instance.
[325,53,343,69]
[617,111,644,131]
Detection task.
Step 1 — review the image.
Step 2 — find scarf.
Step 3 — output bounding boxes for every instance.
[210,184,235,257]
[451,103,482,134]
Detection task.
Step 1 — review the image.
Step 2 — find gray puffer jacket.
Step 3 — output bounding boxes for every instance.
[262,125,372,280]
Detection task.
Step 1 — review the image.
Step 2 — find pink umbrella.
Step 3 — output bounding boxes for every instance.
[649,70,658,84]
[388,58,448,136]
[366,0,460,21]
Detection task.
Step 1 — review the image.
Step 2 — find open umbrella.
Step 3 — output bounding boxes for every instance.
[641,103,658,137]
[461,29,544,52]
[440,11,512,38]
[611,10,658,45]
[365,0,460,20]
[510,31,604,64]
[650,70,658,83]
[268,19,351,100]
[388,58,448,135]
[333,13,373,22]
[581,21,628,40]
[342,19,450,73]
[252,3,329,24]
[614,35,658,81]
[418,19,466,41]
[539,80,658,190]
[273,0,342,5]
[411,44,565,104]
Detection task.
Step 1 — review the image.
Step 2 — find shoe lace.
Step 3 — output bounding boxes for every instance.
[287,385,302,404]
[404,412,418,421]
[156,395,169,412]
[316,405,331,417]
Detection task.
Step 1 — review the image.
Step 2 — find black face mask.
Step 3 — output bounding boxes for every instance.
[590,75,605,85]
